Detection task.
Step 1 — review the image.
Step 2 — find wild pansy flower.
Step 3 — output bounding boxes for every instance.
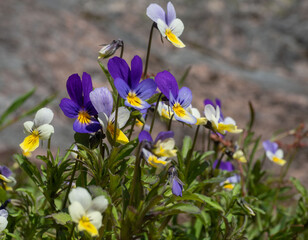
[98,39,123,60]
[107,55,157,111]
[263,140,286,166]
[155,71,196,125]
[90,87,130,144]
[68,187,108,237]
[0,209,8,233]
[20,108,54,156]
[139,130,177,157]
[204,99,242,134]
[233,149,247,163]
[142,148,170,169]
[147,2,185,48]
[213,160,240,190]
[168,166,184,197]
[59,72,100,134]
[157,102,175,121]
[0,166,16,191]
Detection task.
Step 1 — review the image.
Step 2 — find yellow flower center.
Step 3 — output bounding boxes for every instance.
[78,216,98,237]
[272,156,286,166]
[223,181,234,190]
[78,110,91,124]
[127,92,142,107]
[172,103,186,118]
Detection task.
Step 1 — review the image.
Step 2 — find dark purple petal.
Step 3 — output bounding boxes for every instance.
[130,55,143,89]
[107,57,130,84]
[166,2,176,25]
[154,131,174,143]
[172,178,183,197]
[146,3,166,23]
[73,119,100,133]
[84,101,98,116]
[114,78,130,99]
[82,72,93,104]
[213,160,234,172]
[204,99,215,107]
[215,98,222,108]
[59,98,80,118]
[0,166,12,178]
[66,74,83,106]
[135,78,157,100]
[263,140,278,153]
[177,87,192,109]
[139,130,153,143]
[155,71,179,100]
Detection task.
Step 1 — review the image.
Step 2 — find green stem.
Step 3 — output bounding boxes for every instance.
[185,125,200,177]
[143,23,155,79]
[69,224,75,239]
[120,42,124,58]
[129,143,142,206]
[113,95,120,146]
[149,93,162,134]
[215,153,225,170]
[128,117,136,140]
[167,114,174,131]
[62,160,78,210]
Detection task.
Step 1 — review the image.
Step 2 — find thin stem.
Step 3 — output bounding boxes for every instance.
[167,114,174,131]
[128,117,136,140]
[129,143,142,206]
[215,153,225,170]
[149,93,162,134]
[120,42,124,58]
[113,95,120,146]
[141,112,148,131]
[69,224,75,239]
[185,125,200,177]
[143,23,155,79]
[62,159,78,210]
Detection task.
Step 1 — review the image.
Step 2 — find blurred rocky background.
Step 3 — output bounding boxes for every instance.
[0,0,307,184]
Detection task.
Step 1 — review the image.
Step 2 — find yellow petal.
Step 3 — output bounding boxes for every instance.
[78,216,98,237]
[196,117,207,125]
[107,123,129,145]
[218,123,242,134]
[165,29,185,48]
[20,132,40,154]
[272,156,286,166]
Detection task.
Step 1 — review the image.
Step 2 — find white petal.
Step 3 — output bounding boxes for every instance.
[223,117,236,125]
[23,121,34,134]
[34,108,54,127]
[275,149,284,159]
[169,18,184,37]
[90,196,108,213]
[69,187,92,210]
[215,106,221,122]
[0,210,8,218]
[159,138,175,150]
[37,124,54,140]
[204,104,216,121]
[191,108,201,119]
[87,211,102,230]
[98,112,108,131]
[0,216,8,232]
[110,107,130,129]
[157,19,168,37]
[266,151,274,161]
[142,148,152,160]
[68,201,86,223]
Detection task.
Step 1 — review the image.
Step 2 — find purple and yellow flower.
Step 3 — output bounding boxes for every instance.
[155,71,196,125]
[0,166,16,191]
[20,108,54,156]
[139,130,177,157]
[263,140,286,166]
[90,87,130,145]
[147,2,185,48]
[168,166,184,197]
[107,56,157,111]
[59,73,100,133]
[142,148,170,169]
[204,99,242,134]
[213,160,240,190]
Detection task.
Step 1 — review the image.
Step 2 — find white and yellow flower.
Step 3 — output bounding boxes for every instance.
[204,104,242,134]
[263,140,286,166]
[187,106,207,125]
[19,108,54,156]
[68,187,108,237]
[0,209,8,233]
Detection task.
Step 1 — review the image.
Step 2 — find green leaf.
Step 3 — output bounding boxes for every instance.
[181,136,192,159]
[290,177,307,197]
[194,193,224,213]
[51,212,72,225]
[166,203,200,215]
[0,88,35,125]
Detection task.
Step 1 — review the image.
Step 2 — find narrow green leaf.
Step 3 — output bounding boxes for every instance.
[51,212,72,225]
[194,193,224,213]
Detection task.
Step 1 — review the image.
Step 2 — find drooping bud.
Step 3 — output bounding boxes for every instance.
[98,39,123,60]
